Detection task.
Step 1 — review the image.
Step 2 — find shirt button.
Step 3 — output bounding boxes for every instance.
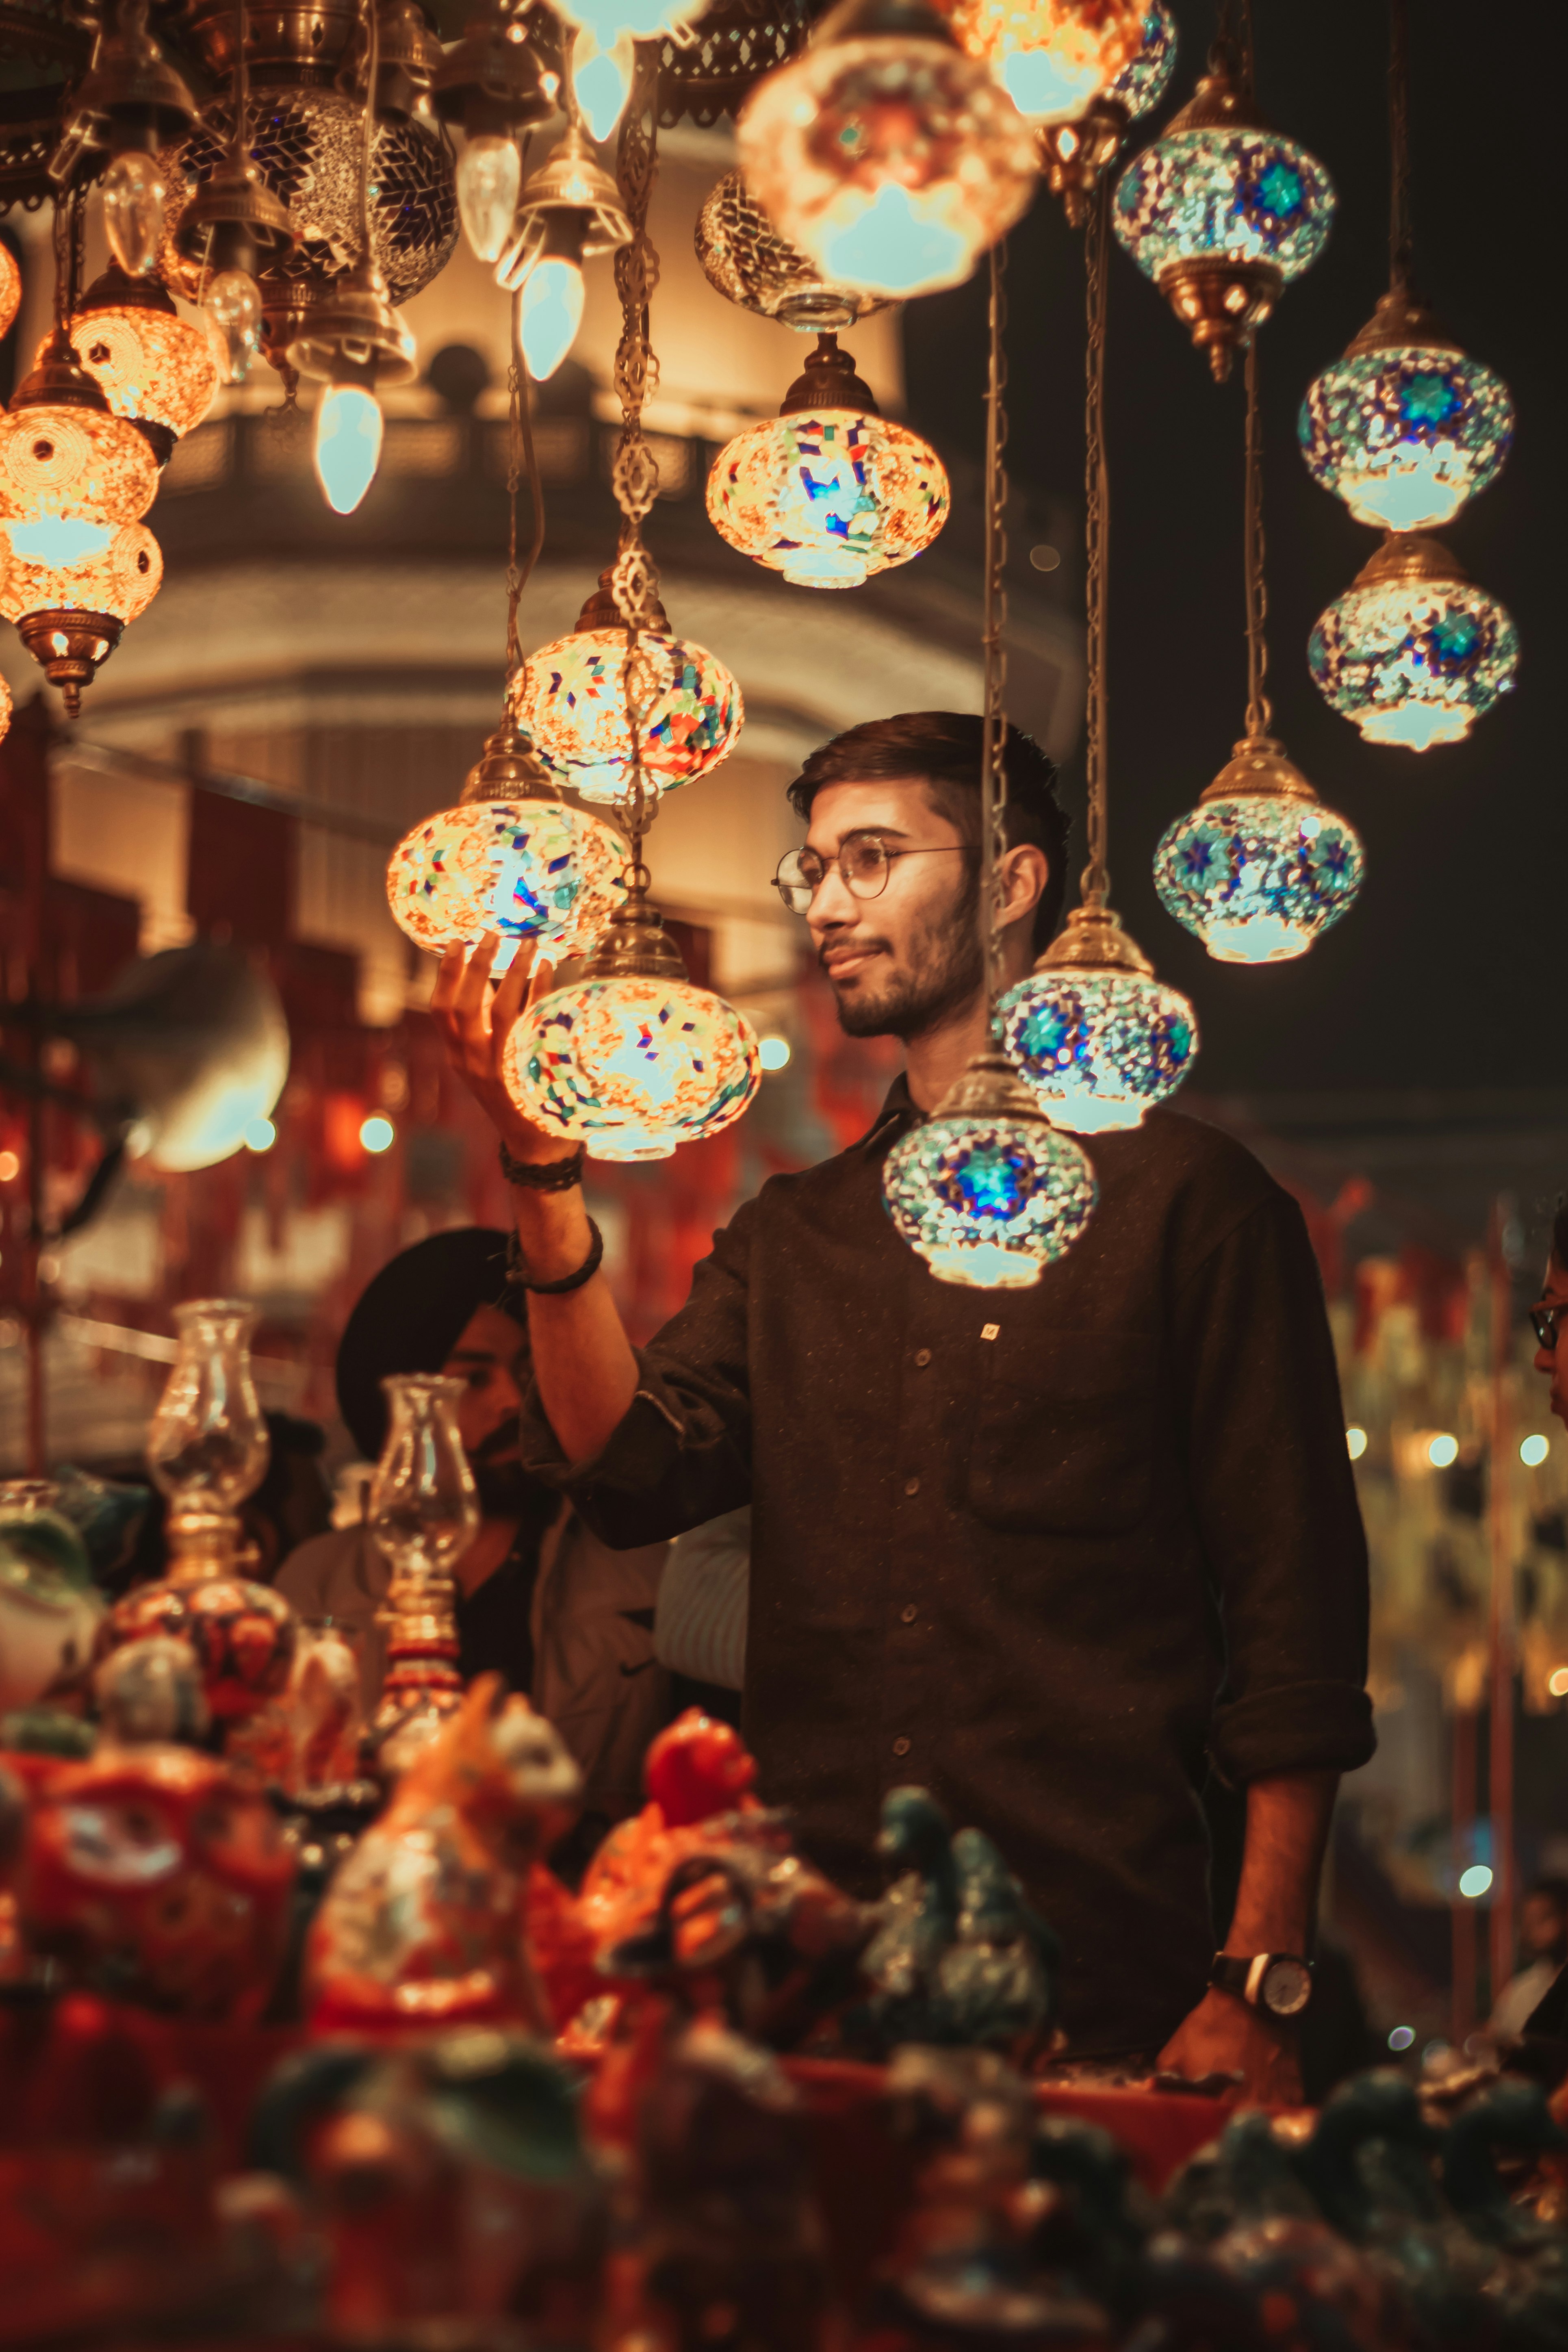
[901,1603,918,1624]
[904,1475,920,1497]
[915,1347,932,1367]
[892,1736,911,1758]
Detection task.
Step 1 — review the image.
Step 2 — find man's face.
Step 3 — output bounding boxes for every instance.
[1522,1891,1568,1964]
[1534,1255,1568,1426]
[442,1303,527,1472]
[803,779,982,1040]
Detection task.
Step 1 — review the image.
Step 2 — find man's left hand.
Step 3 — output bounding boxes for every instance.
[1156,1986,1303,2106]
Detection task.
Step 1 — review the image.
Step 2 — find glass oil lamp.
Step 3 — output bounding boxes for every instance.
[367,1373,481,1770]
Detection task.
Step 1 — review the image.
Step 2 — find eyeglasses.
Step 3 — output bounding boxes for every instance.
[1532,1303,1566,1350]
[772,836,969,916]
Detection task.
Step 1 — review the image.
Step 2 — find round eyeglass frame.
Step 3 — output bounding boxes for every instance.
[773,838,970,915]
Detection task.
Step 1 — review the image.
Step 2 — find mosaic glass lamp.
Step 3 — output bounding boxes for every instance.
[386,719,625,971]
[0,327,160,566]
[519,571,744,805]
[707,332,950,589]
[1113,44,1334,378]
[1299,289,1513,533]
[0,674,11,748]
[1154,736,1363,965]
[882,1052,1097,1289]
[948,0,1145,126]
[0,240,19,342]
[501,883,761,1161]
[1110,1,1178,119]
[1038,0,1179,226]
[0,520,163,715]
[71,264,219,466]
[737,0,1039,301]
[1308,531,1518,753]
[998,904,1198,1133]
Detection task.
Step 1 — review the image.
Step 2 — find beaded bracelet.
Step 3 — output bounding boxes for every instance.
[499,1139,586,1191]
[506,1218,605,1295]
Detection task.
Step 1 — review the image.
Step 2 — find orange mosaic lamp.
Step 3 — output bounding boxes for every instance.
[0,326,160,568]
[0,239,19,342]
[71,264,219,466]
[707,332,949,590]
[946,0,1146,125]
[0,520,163,714]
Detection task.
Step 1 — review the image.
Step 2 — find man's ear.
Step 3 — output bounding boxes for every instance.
[999,842,1048,933]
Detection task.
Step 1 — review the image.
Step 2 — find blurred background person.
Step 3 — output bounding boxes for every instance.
[1490,1875,1568,2039]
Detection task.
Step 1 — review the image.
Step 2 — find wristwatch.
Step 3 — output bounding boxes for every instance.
[1210,1951,1314,2019]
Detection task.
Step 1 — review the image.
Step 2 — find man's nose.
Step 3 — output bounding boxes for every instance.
[1537,1343,1557,1376]
[807,862,859,933]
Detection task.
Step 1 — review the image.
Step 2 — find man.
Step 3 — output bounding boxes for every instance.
[435,711,1374,2095]
[277,1227,668,1828]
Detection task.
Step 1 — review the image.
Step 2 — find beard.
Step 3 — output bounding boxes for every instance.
[471,1457,536,1518]
[828,868,985,1041]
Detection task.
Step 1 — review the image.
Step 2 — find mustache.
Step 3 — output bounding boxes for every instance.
[470,1419,523,1464]
[818,933,889,971]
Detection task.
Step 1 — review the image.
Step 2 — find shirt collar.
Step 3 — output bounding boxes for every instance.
[856,1071,920,1154]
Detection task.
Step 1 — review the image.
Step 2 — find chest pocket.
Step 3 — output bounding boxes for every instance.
[966,1326,1160,1536]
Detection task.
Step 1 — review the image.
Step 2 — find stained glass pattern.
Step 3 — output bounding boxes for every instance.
[1114,127,1335,284]
[0,243,19,343]
[998,968,1198,1132]
[0,520,163,625]
[1298,348,1513,532]
[947,0,1146,127]
[882,1109,1097,1289]
[72,304,219,441]
[1154,793,1364,964]
[519,625,743,803]
[1110,2,1178,121]
[707,408,950,587]
[0,399,158,532]
[387,800,625,970]
[503,975,761,1161]
[1308,573,1518,751]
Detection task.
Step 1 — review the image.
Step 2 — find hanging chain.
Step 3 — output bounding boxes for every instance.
[609,40,664,882]
[1243,338,1272,740]
[358,0,379,260]
[979,238,1010,1007]
[1237,0,1255,92]
[504,289,546,706]
[1388,0,1412,292]
[1082,174,1111,910]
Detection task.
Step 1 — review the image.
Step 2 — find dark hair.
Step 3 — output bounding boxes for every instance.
[786,711,1070,956]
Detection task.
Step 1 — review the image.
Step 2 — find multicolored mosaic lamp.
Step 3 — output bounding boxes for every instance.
[520,571,744,805]
[71,264,218,467]
[946,0,1145,125]
[1308,530,1518,753]
[883,1054,1097,1287]
[0,325,160,566]
[0,519,163,715]
[1113,39,1334,378]
[1299,291,1513,533]
[707,332,949,589]
[737,0,1039,301]
[1037,1,1179,226]
[999,908,1197,1132]
[0,241,19,342]
[1154,736,1364,965]
[501,880,761,1161]
[386,720,625,972]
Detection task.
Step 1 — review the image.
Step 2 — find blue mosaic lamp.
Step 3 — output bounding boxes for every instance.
[1154,736,1364,966]
[1299,289,1513,533]
[998,903,1198,1133]
[1309,531,1518,753]
[1038,1,1180,225]
[881,1054,1097,1288]
[1113,44,1335,379]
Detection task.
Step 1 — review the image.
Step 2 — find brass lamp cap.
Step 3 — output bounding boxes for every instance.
[457,719,562,806]
[286,261,418,386]
[516,125,632,254]
[175,161,296,262]
[1036,903,1154,977]
[575,564,671,635]
[15,608,124,718]
[75,7,200,145]
[1198,735,1319,808]
[1344,286,1459,359]
[779,332,880,417]
[1039,93,1130,228]
[813,0,960,52]
[433,15,557,130]
[1350,529,1468,592]
[9,326,113,414]
[1166,48,1272,137]
[931,1051,1056,1128]
[77,260,179,319]
[580,886,688,984]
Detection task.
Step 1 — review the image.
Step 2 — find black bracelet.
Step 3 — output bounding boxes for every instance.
[509,1217,605,1295]
[499,1139,586,1191]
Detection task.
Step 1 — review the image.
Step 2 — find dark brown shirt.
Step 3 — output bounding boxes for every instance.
[520,1083,1374,2053]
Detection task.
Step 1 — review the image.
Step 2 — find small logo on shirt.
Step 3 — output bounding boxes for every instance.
[981,1323,1000,1342]
[618,1658,658,1678]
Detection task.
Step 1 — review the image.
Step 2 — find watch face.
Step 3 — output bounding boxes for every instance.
[1261,1956,1313,2018]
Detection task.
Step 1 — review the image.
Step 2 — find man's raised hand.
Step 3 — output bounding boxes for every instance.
[430,933,560,1162]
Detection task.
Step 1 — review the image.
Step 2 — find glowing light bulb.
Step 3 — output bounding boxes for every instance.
[1427,1432,1458,1469]
[1521,1433,1549,1467]
[314,382,385,515]
[205,269,262,384]
[572,26,635,143]
[102,151,167,278]
[1458,1864,1492,1900]
[457,133,522,264]
[360,1114,395,1153]
[519,253,586,382]
[1346,1426,1368,1460]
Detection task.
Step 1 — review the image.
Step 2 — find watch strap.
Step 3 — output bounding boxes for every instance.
[1210,1951,1313,2014]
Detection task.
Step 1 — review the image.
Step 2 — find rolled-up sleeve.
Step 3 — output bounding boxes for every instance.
[517,1198,757,1548]
[1173,1190,1375,1785]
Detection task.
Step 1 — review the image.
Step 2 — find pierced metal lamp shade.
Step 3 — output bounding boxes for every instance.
[1154,738,1363,965]
[947,0,1146,126]
[72,274,220,457]
[882,1055,1097,1289]
[1299,295,1513,532]
[737,0,1038,300]
[1308,532,1518,753]
[519,592,744,805]
[998,909,1198,1133]
[696,169,891,330]
[1114,54,1334,377]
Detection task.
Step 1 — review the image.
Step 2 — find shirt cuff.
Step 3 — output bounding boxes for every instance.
[516,1357,690,1491]
[1210,1680,1377,1786]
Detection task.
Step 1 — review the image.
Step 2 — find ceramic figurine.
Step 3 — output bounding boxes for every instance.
[578,1710,772,1969]
[106,1571,296,1729]
[225,1618,363,1794]
[0,1478,105,1718]
[249,2028,605,2343]
[304,1672,581,2033]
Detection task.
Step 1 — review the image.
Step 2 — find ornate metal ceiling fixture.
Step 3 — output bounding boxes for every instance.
[655,0,813,129]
